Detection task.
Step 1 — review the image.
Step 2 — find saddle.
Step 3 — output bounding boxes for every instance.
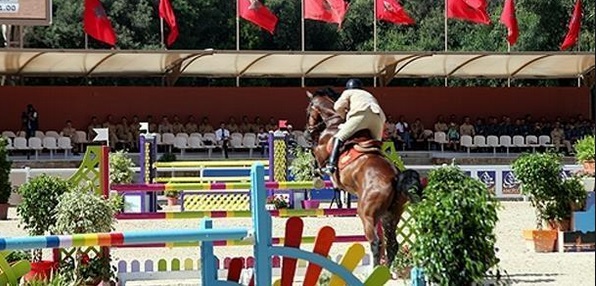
[326,130,383,171]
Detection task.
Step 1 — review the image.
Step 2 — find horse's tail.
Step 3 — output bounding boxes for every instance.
[382,168,423,265]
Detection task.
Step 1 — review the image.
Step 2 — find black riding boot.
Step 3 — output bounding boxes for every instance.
[324,138,343,175]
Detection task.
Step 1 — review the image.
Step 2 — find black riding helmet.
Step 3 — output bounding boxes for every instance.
[345,78,363,90]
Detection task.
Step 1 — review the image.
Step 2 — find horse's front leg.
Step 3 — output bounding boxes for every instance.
[358,212,383,266]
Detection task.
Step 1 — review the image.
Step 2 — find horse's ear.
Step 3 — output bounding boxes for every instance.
[306,91,313,99]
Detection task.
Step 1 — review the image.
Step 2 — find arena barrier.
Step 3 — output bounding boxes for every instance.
[0,163,391,286]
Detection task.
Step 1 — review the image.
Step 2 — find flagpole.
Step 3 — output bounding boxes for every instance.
[507,42,511,87]
[236,0,240,87]
[444,0,448,87]
[373,0,377,87]
[160,18,165,49]
[301,0,305,87]
[85,33,88,49]
[577,24,581,87]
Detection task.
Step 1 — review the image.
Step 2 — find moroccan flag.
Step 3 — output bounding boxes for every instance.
[159,0,178,47]
[376,0,415,25]
[304,0,349,26]
[447,0,490,25]
[83,0,117,46]
[239,0,279,34]
[499,0,518,45]
[560,0,582,51]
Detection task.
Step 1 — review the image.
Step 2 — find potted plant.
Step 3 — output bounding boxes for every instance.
[52,181,120,285]
[511,152,585,251]
[16,174,72,281]
[574,135,595,176]
[158,152,177,162]
[109,150,135,185]
[0,137,12,220]
[410,164,501,285]
[288,146,319,209]
[164,190,181,206]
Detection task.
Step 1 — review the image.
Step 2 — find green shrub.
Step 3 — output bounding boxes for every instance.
[109,150,135,184]
[411,164,500,286]
[574,135,595,162]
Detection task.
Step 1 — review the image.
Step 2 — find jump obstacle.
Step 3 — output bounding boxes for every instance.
[0,163,392,286]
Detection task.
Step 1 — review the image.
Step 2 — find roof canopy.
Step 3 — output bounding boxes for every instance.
[0,49,594,82]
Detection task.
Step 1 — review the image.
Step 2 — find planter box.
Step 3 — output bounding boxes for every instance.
[522,229,558,252]
[301,200,320,209]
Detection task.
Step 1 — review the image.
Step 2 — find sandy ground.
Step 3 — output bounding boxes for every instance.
[1,202,594,286]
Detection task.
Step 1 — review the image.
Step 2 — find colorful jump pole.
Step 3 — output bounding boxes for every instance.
[139,133,158,212]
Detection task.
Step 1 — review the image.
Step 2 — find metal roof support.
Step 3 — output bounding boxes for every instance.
[303,54,341,76]
[165,51,215,86]
[510,54,553,78]
[374,54,422,86]
[447,54,489,76]
[237,53,274,77]
[85,53,119,77]
[16,52,47,75]
[382,54,433,85]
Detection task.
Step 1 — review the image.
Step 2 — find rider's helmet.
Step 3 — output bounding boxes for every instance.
[345,78,363,90]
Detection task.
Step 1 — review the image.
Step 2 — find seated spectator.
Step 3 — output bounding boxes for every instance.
[239,115,252,133]
[551,122,572,154]
[227,117,239,133]
[459,116,475,137]
[146,115,158,133]
[434,115,448,134]
[446,123,460,151]
[185,115,198,134]
[257,127,269,156]
[215,122,230,159]
[102,114,118,149]
[61,120,80,155]
[130,115,141,150]
[199,117,214,134]
[484,117,499,136]
[395,116,412,150]
[87,116,103,141]
[383,116,396,141]
[116,116,133,149]
[158,116,173,134]
[265,117,277,132]
[171,115,185,134]
[474,118,486,136]
[252,116,264,133]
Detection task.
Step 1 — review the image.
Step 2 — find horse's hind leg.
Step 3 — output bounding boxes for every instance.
[358,212,382,266]
[382,212,400,268]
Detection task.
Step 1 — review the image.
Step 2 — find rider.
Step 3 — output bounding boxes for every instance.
[322,78,387,175]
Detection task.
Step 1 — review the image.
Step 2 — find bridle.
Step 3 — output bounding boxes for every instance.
[305,95,341,142]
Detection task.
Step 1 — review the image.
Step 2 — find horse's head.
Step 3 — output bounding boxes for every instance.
[304,87,341,143]
[396,169,425,203]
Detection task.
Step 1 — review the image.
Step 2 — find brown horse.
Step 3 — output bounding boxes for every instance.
[304,88,423,268]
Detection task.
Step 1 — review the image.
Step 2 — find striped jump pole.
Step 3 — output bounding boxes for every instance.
[111,179,333,193]
[116,208,358,220]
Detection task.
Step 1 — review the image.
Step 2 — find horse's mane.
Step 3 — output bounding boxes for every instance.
[313,86,341,102]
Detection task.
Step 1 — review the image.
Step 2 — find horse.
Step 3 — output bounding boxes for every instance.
[303,87,424,268]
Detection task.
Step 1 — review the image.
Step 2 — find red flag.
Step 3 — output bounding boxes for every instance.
[376,0,415,25]
[159,0,179,47]
[447,0,490,25]
[560,0,582,51]
[239,0,279,34]
[83,0,117,46]
[304,0,349,26]
[499,0,518,45]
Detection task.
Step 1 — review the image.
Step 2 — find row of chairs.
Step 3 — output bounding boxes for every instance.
[2,136,74,159]
[433,133,556,154]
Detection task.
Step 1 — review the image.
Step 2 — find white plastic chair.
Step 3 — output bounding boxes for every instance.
[231,132,243,140]
[189,133,202,139]
[3,137,14,151]
[242,136,258,158]
[512,135,526,151]
[161,133,176,153]
[486,135,500,155]
[539,135,554,148]
[176,133,189,139]
[173,136,188,156]
[460,135,474,153]
[43,137,58,159]
[2,131,16,138]
[35,131,45,139]
[203,133,217,145]
[433,131,448,152]
[58,137,73,158]
[45,130,60,139]
[525,135,540,152]
[499,135,513,155]
[230,136,245,150]
[13,137,28,152]
[473,135,487,150]
[28,137,43,159]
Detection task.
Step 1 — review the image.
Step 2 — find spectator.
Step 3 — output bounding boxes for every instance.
[257,127,269,156]
[199,117,214,133]
[395,116,412,150]
[25,104,39,139]
[227,117,239,133]
[447,123,460,151]
[215,122,231,158]
[185,115,198,134]
[171,115,185,134]
[434,115,448,133]
[61,120,80,155]
[158,116,173,134]
[459,116,475,137]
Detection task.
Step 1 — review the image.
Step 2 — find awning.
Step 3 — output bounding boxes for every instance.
[0,49,594,80]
